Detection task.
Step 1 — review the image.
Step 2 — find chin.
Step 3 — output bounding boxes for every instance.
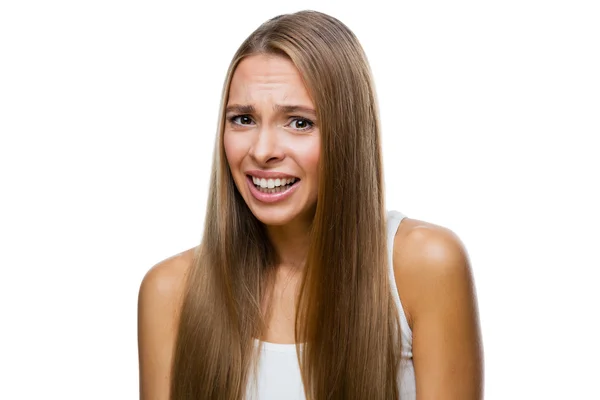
[248,204,302,226]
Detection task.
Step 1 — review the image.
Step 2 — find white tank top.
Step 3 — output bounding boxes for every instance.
[246,210,416,399]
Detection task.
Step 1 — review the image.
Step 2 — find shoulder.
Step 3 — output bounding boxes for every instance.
[137,246,198,399]
[392,217,483,397]
[139,246,197,303]
[138,245,198,332]
[392,217,473,328]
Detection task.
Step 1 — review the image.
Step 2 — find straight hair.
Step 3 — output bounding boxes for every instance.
[170,10,402,399]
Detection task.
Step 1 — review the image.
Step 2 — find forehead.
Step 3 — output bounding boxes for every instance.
[228,54,313,105]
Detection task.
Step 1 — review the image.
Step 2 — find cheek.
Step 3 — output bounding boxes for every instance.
[304,147,320,202]
[307,148,320,177]
[223,132,242,169]
[300,139,320,184]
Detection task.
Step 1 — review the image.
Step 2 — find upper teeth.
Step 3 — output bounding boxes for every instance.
[251,176,297,189]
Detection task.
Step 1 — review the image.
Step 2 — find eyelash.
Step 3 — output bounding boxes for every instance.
[227,114,315,131]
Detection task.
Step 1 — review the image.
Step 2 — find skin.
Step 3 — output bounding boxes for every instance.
[223,54,320,268]
[137,54,483,399]
[222,54,321,341]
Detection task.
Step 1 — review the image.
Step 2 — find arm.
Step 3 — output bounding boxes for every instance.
[394,220,483,400]
[137,249,193,400]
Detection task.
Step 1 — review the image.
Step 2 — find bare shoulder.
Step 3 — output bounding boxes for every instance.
[392,217,483,399]
[137,246,198,400]
[138,246,197,321]
[139,246,197,300]
[392,217,473,327]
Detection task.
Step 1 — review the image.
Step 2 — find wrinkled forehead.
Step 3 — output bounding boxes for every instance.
[227,54,315,109]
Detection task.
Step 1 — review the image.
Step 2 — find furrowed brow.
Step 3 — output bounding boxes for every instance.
[225,104,255,115]
[273,104,317,118]
[225,103,317,118]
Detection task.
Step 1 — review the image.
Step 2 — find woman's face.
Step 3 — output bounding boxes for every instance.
[224,54,320,227]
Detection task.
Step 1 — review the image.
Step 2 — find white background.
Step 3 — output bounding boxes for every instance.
[1,0,598,398]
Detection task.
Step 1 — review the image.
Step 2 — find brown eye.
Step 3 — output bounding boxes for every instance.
[289,118,314,131]
[229,115,253,125]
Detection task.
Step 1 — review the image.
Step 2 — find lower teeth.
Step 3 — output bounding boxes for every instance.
[255,184,292,194]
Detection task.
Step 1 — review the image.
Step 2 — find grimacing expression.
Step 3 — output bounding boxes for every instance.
[223,54,320,227]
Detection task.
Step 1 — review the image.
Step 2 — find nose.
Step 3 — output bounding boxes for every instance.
[249,124,285,165]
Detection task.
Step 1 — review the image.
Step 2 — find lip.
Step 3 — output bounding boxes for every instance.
[245,169,299,180]
[246,175,300,204]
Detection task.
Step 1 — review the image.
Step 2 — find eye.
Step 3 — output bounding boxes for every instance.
[288,117,314,131]
[228,114,254,126]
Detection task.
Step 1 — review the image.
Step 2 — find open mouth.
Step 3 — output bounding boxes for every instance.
[247,175,300,194]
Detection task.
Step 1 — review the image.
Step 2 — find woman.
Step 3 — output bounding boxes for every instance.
[138,10,483,400]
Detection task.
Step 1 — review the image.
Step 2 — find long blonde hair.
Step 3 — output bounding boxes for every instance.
[170,10,402,399]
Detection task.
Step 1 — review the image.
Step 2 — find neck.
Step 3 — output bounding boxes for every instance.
[265,217,312,269]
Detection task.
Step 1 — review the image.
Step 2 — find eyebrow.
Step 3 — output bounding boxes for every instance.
[225,104,317,118]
